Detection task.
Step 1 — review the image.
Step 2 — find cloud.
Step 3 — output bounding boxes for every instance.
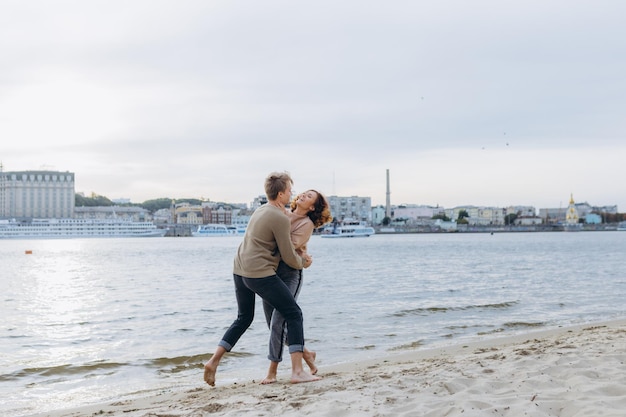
[1,1,625,210]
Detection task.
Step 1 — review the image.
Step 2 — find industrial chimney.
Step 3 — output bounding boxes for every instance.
[386,169,391,219]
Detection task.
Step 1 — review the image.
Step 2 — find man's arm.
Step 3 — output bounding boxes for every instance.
[274,215,307,270]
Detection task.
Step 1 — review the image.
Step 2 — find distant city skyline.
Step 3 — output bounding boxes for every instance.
[70,169,622,213]
[2,2,625,211]
[2,166,620,213]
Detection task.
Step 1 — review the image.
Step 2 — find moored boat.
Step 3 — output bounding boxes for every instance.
[0,218,166,239]
[321,220,375,238]
[192,224,241,237]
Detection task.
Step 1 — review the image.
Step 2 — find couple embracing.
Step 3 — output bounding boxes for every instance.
[204,171,332,386]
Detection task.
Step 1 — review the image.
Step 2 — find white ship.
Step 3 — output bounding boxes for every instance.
[321,220,375,238]
[0,218,167,239]
[192,224,245,237]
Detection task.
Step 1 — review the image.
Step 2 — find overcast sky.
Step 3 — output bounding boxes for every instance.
[1,1,625,211]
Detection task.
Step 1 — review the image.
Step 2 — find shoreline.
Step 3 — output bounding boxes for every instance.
[30,318,626,417]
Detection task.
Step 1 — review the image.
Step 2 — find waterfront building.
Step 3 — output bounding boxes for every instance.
[0,170,75,219]
[574,201,592,218]
[74,206,151,221]
[503,205,542,225]
[539,207,566,224]
[376,204,447,227]
[174,203,203,225]
[164,200,247,226]
[392,205,445,222]
[445,207,468,223]
[565,194,580,225]
[231,214,251,229]
[445,206,505,226]
[539,203,617,224]
[515,216,543,226]
[434,218,458,231]
[372,205,386,225]
[594,205,618,215]
[570,201,618,218]
[471,207,505,226]
[504,205,537,217]
[585,213,602,224]
[251,195,268,210]
[540,195,588,225]
[200,203,233,225]
[153,207,173,224]
[327,195,372,224]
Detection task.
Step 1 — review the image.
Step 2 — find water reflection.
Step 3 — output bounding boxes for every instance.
[18,240,102,365]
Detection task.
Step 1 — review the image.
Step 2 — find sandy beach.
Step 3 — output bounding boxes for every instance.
[31,319,626,417]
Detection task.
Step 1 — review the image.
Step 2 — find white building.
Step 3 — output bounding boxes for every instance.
[251,195,268,210]
[504,205,537,217]
[0,170,75,218]
[327,195,372,223]
[392,205,445,222]
[74,206,151,221]
[371,205,386,225]
[445,206,506,226]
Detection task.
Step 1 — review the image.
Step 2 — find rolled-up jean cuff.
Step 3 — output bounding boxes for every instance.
[218,340,233,352]
[288,344,304,354]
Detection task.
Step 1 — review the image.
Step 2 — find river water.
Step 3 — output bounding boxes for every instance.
[1,231,625,416]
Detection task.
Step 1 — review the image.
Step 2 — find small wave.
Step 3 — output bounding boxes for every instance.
[392,301,519,317]
[1,351,261,383]
[146,351,255,374]
[503,321,545,329]
[477,321,545,336]
[446,324,486,330]
[356,345,376,350]
[478,328,506,336]
[389,340,424,351]
[4,333,28,339]
[0,360,128,382]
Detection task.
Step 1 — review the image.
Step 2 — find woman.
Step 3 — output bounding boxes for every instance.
[261,189,333,384]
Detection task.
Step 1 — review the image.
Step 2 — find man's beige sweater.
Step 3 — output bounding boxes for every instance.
[233,204,304,278]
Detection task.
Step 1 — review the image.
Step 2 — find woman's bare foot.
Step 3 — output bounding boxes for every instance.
[260,374,277,385]
[262,361,279,384]
[303,350,317,375]
[203,362,217,386]
[290,370,322,384]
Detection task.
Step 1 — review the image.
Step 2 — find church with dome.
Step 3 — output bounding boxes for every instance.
[564,193,583,229]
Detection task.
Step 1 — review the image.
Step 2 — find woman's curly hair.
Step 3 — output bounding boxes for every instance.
[290,190,333,228]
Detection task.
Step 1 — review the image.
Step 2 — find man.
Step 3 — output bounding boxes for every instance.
[203,171,320,386]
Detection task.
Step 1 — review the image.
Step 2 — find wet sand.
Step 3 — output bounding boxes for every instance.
[32,318,626,417]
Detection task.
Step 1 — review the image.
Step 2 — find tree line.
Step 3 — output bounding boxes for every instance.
[75,194,202,213]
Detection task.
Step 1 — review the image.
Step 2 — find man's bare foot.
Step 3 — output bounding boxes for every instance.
[203,362,217,386]
[290,370,322,384]
[303,350,318,375]
[260,374,277,385]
